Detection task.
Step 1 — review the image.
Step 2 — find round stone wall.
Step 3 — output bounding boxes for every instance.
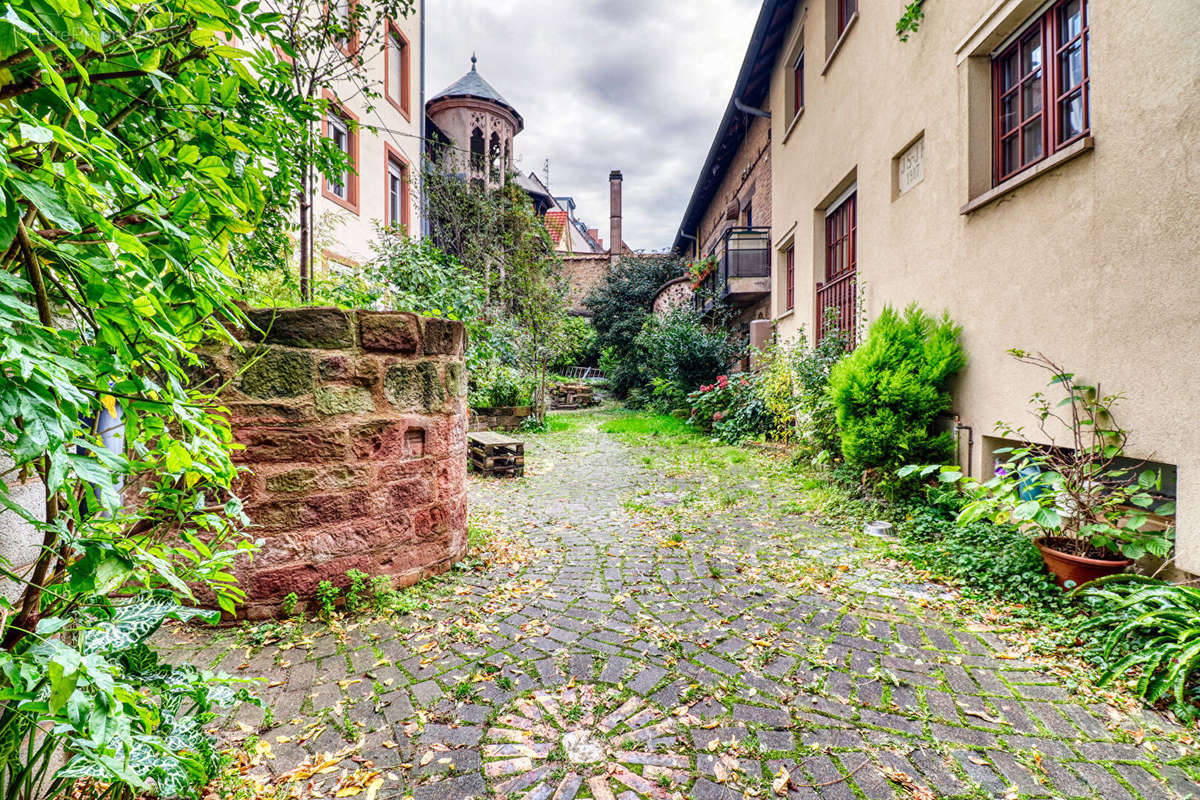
[203,307,468,619]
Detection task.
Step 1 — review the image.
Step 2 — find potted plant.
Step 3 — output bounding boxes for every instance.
[687,255,717,289]
[900,350,1175,588]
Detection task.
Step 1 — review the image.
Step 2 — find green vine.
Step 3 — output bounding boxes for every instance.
[896,0,926,42]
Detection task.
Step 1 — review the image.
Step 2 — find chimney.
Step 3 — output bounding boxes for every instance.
[609,170,623,256]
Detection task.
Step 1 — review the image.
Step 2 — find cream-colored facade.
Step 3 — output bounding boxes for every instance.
[312,3,424,269]
[763,0,1200,571]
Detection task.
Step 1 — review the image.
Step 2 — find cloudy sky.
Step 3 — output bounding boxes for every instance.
[426,0,761,251]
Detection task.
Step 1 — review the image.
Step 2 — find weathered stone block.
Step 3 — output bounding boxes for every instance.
[446,362,467,398]
[300,490,370,526]
[315,386,374,417]
[351,421,407,460]
[384,475,436,509]
[384,362,444,412]
[226,401,314,426]
[360,312,421,353]
[318,355,380,385]
[265,467,319,494]
[232,427,348,463]
[246,307,354,349]
[236,347,314,399]
[421,317,464,355]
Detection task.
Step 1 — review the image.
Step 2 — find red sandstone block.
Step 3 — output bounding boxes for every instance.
[360,311,421,354]
[351,421,405,460]
[436,460,466,497]
[374,458,434,485]
[420,317,464,356]
[244,555,375,601]
[300,489,371,526]
[383,475,436,509]
[411,504,450,542]
[245,306,354,349]
[233,427,349,464]
[227,400,316,426]
[307,516,412,560]
[317,354,381,386]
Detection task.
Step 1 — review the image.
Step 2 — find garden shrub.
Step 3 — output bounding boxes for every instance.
[756,319,852,460]
[634,306,738,413]
[687,374,773,444]
[550,315,600,371]
[469,362,537,408]
[585,255,688,397]
[828,305,965,494]
[898,504,1064,609]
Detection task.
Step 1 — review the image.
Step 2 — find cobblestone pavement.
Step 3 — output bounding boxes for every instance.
[163,414,1198,799]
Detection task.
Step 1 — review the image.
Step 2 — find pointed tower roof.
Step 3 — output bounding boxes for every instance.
[429,54,524,131]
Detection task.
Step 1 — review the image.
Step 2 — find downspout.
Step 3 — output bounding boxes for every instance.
[734,97,771,119]
[419,0,429,238]
[679,229,698,259]
[954,415,975,478]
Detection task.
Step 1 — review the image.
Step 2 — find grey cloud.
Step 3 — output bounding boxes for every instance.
[427,0,760,250]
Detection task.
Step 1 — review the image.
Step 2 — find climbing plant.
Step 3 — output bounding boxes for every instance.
[0,0,313,795]
[896,0,926,41]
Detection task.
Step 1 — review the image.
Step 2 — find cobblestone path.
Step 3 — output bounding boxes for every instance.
[165,414,1198,800]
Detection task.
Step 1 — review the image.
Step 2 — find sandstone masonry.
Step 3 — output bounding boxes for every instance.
[203,307,468,619]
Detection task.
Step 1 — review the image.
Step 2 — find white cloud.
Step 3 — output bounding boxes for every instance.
[425,0,761,250]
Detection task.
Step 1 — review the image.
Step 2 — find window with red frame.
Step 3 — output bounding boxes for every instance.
[386,24,410,116]
[785,246,795,311]
[825,192,856,281]
[387,155,408,230]
[994,0,1089,183]
[838,0,858,36]
[792,50,804,116]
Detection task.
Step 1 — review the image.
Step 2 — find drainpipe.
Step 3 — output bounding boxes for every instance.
[734,97,771,119]
[678,229,698,259]
[954,415,974,478]
[419,0,428,238]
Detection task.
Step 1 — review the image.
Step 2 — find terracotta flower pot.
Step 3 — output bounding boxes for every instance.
[1034,537,1132,589]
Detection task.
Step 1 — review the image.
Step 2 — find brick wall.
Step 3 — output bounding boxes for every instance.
[697,114,773,258]
[560,254,612,314]
[203,307,468,619]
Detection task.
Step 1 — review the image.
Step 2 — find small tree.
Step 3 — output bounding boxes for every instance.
[829,305,966,493]
[585,254,685,397]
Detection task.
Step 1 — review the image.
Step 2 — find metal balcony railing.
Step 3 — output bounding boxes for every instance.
[695,227,771,311]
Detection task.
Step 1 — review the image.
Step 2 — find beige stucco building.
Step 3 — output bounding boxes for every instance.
[684,0,1200,572]
[310,2,424,269]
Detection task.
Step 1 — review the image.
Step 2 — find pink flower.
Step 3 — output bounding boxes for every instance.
[713,411,725,421]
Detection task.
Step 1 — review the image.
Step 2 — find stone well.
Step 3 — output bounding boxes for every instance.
[202,307,468,619]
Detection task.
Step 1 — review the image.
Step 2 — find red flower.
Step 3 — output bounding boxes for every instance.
[713,411,724,421]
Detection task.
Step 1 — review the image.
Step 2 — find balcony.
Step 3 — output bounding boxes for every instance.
[695,227,771,312]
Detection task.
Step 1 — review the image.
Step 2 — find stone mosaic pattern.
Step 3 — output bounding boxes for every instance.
[162,416,1199,798]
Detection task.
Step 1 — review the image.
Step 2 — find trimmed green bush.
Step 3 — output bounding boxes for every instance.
[829,305,965,493]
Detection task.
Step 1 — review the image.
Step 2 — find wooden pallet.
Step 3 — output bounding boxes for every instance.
[468,432,525,477]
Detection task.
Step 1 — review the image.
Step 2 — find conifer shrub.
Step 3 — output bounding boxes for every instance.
[828,305,966,494]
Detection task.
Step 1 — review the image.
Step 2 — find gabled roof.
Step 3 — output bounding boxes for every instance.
[672,0,799,254]
[429,56,525,131]
[543,211,569,246]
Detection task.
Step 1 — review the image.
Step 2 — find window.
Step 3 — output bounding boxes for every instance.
[993,0,1088,183]
[838,0,857,36]
[792,50,804,116]
[469,127,484,173]
[322,97,358,213]
[385,23,410,117]
[744,200,753,228]
[386,150,409,231]
[489,132,501,182]
[785,246,795,311]
[817,189,857,344]
[825,192,856,280]
[331,0,353,50]
[327,116,349,199]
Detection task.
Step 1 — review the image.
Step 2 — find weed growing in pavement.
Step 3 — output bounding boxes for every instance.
[317,580,340,620]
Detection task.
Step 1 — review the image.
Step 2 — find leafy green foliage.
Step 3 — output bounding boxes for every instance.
[900,352,1175,561]
[632,305,737,412]
[470,363,536,409]
[1078,576,1200,719]
[687,374,772,444]
[364,233,485,323]
[0,0,334,793]
[316,580,340,621]
[898,505,1064,609]
[585,255,686,397]
[896,0,926,41]
[550,315,599,371]
[828,305,965,495]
